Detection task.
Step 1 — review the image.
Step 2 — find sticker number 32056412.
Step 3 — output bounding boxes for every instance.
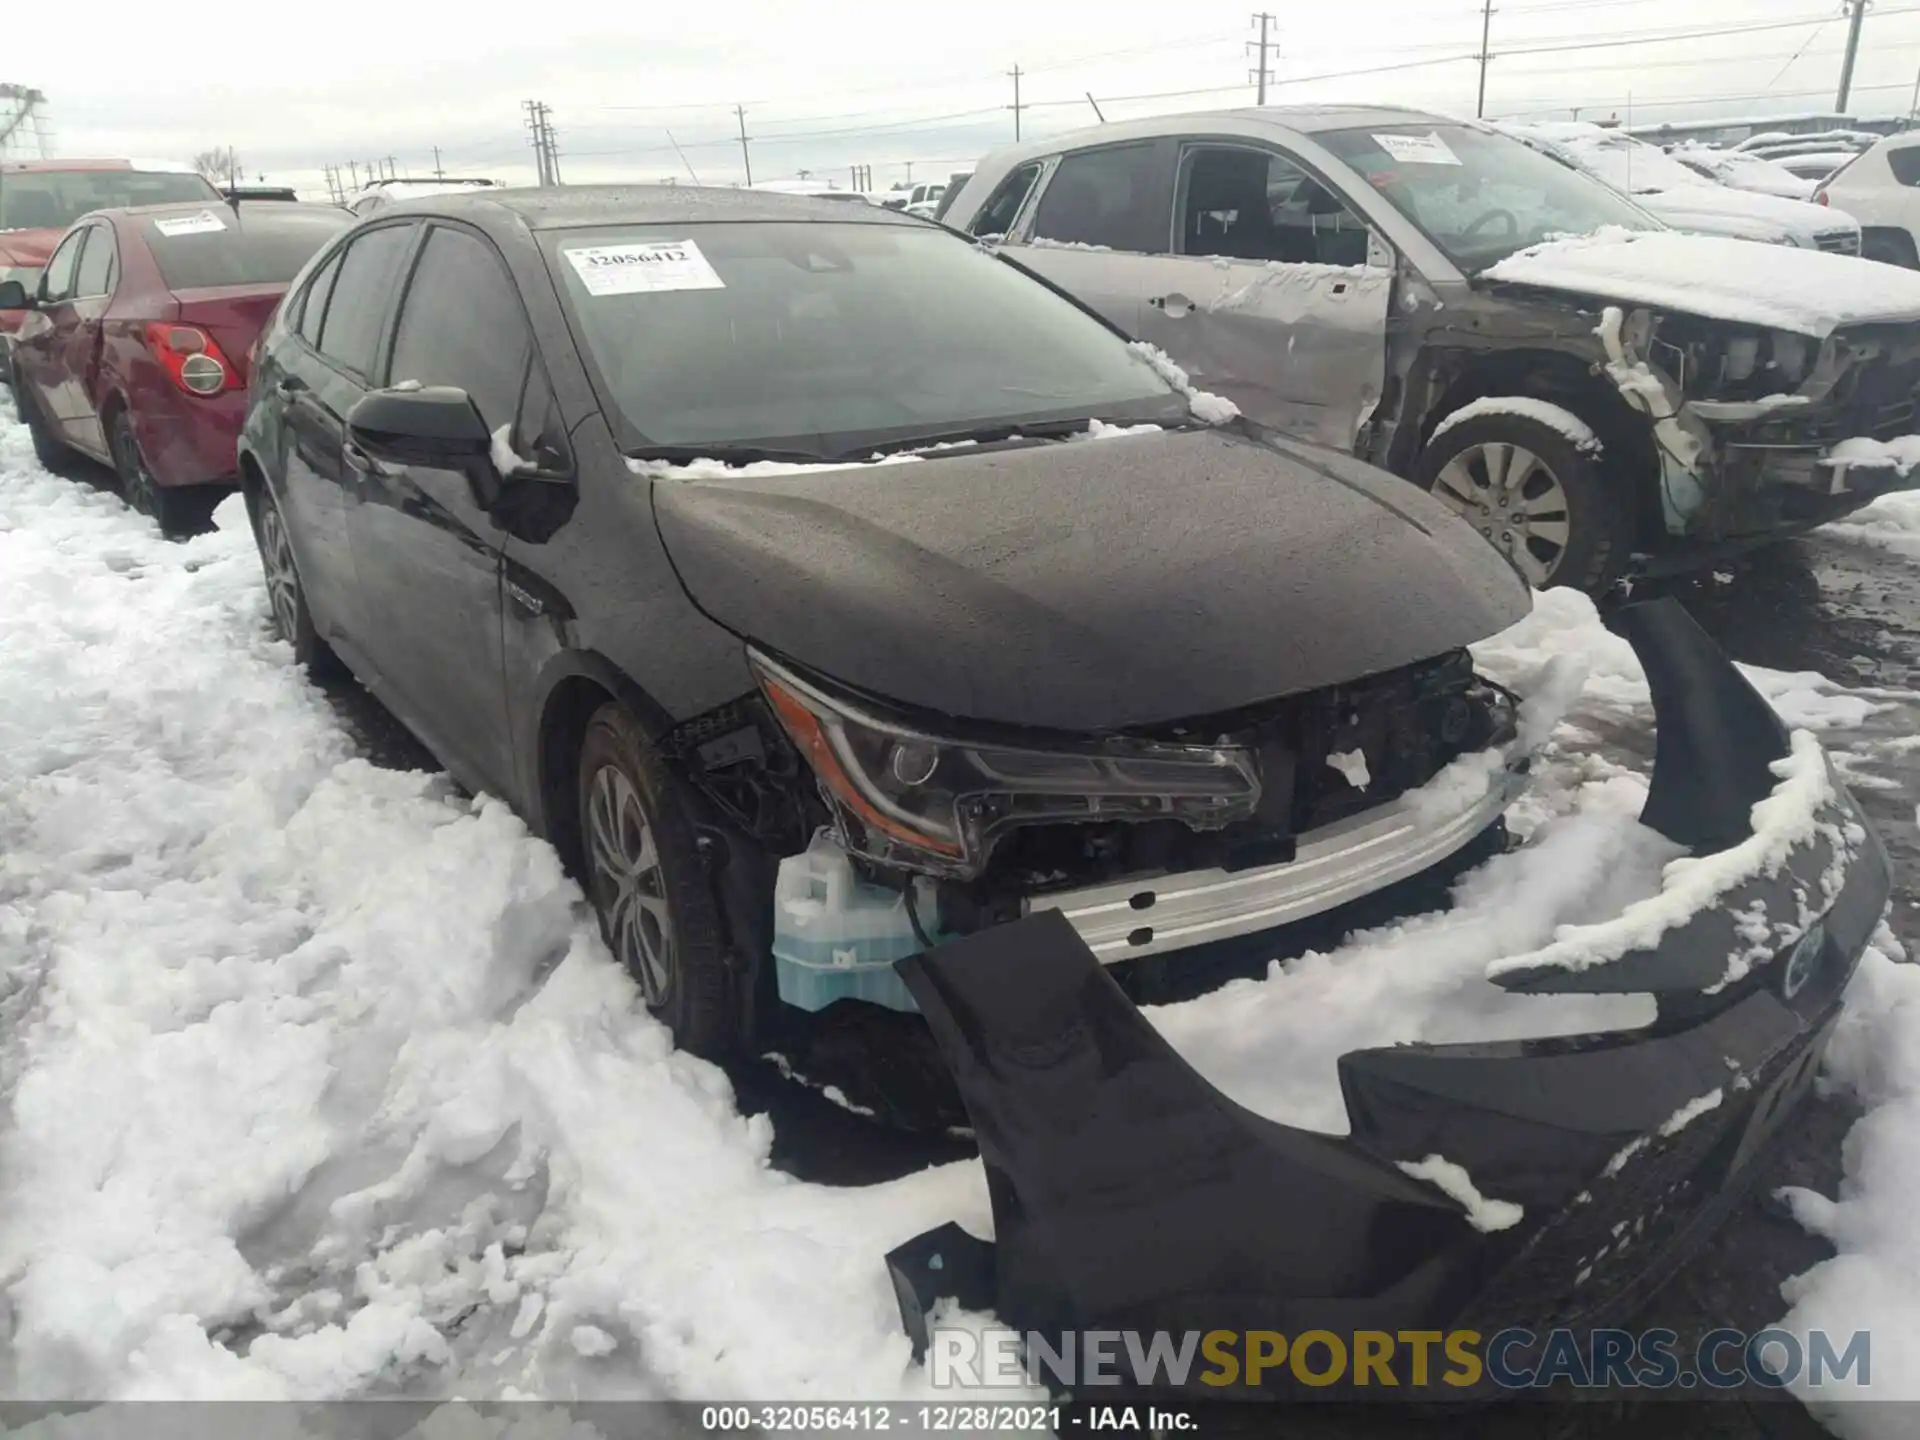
[563,239,727,296]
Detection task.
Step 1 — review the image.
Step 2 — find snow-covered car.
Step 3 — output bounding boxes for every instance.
[940,105,1920,590]
[1667,142,1818,201]
[345,177,502,217]
[1816,131,1920,268]
[1496,121,1860,254]
[230,183,1893,1375]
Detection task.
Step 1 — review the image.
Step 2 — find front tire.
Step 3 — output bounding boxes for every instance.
[576,702,739,1056]
[1413,410,1627,591]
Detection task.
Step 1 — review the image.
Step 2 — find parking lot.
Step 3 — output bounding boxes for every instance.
[10,67,1920,1431]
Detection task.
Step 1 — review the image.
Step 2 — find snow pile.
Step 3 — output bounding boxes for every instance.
[1823,489,1920,559]
[1126,340,1241,425]
[1776,928,1920,1414]
[1431,396,1603,453]
[0,412,991,1401]
[1483,227,1920,337]
[1396,1156,1524,1233]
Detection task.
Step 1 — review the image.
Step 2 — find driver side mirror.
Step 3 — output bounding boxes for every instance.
[1365,229,1395,270]
[347,384,492,468]
[346,384,575,539]
[0,279,35,310]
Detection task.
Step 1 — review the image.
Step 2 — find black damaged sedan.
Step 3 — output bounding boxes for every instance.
[239,187,1889,1379]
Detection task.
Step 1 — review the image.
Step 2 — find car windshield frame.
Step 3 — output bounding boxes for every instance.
[0,168,220,233]
[1317,123,1665,273]
[541,218,1191,461]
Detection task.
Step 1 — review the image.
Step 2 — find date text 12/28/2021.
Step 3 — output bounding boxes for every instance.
[699,1405,1192,1432]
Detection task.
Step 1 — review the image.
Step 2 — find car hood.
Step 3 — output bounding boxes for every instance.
[1481,226,1920,338]
[0,228,58,269]
[1636,183,1851,242]
[649,427,1530,732]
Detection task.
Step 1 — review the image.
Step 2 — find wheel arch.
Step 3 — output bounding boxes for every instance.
[527,650,679,877]
[1406,346,1662,547]
[527,651,778,1044]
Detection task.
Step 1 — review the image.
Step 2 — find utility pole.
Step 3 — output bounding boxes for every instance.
[734,104,754,186]
[541,105,562,185]
[525,100,546,186]
[347,159,360,190]
[432,146,445,179]
[1249,14,1277,106]
[1837,0,1869,112]
[383,154,399,179]
[1009,65,1024,140]
[1476,0,1496,119]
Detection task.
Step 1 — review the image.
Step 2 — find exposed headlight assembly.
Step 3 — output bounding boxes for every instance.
[749,650,1261,878]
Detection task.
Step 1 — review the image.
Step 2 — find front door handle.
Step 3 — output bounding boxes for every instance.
[342,440,374,474]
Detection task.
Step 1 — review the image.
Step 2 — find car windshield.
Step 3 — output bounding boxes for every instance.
[545,220,1187,458]
[0,168,219,232]
[140,206,353,289]
[1318,123,1662,271]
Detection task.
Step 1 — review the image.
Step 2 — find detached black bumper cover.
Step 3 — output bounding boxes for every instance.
[883,599,1891,1396]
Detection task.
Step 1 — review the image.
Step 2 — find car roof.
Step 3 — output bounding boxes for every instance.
[967,103,1452,167]
[378,182,922,230]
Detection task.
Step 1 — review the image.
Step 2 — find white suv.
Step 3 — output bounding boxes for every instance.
[1816,133,1920,268]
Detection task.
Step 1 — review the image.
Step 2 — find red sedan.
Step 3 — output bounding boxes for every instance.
[1,159,223,340]
[2,198,350,534]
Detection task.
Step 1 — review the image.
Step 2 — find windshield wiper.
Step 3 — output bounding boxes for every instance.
[849,417,1167,460]
[623,442,832,467]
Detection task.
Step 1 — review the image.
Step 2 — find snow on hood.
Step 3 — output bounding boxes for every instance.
[1482,227,1920,337]
[1637,183,1848,240]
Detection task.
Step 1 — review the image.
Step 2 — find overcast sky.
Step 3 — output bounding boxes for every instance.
[19,0,1920,195]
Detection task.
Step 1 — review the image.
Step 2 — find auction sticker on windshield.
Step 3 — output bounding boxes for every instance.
[563,239,726,296]
[152,211,228,237]
[1373,132,1462,166]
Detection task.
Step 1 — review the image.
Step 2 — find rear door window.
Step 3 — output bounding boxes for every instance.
[1029,142,1171,253]
[313,223,417,378]
[387,224,533,434]
[73,224,116,297]
[296,251,343,348]
[142,207,352,290]
[1179,147,1373,266]
[1887,146,1920,187]
[969,162,1043,238]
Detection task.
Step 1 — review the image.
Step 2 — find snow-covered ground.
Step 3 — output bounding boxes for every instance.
[2,399,1918,1428]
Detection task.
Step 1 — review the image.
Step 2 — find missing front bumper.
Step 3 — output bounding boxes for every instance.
[880,598,1892,1397]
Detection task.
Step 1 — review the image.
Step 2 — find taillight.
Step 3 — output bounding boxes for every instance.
[144,322,237,397]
